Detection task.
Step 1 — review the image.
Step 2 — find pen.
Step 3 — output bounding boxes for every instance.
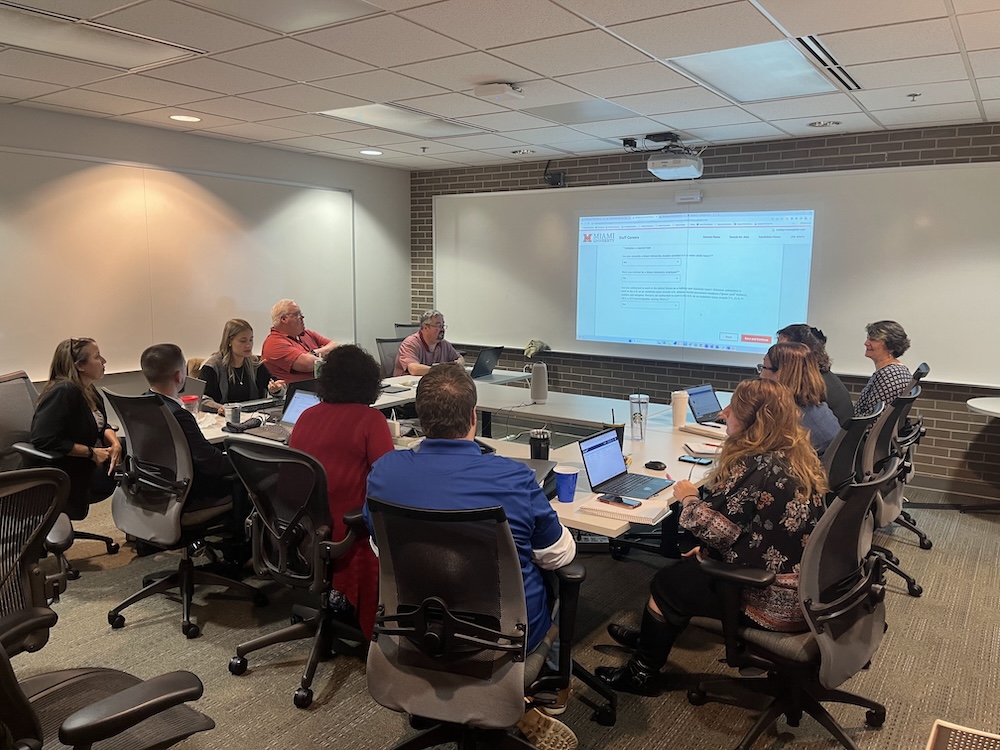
[704,442,720,448]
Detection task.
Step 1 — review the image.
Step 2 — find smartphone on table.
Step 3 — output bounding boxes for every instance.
[678,455,713,465]
[598,494,642,508]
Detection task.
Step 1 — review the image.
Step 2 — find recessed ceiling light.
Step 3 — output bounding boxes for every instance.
[807,120,842,128]
[512,149,535,155]
[169,115,201,122]
[360,149,383,156]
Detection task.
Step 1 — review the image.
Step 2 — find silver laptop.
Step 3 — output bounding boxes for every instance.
[687,384,726,427]
[470,346,503,379]
[579,430,673,500]
[245,389,320,443]
[181,376,206,399]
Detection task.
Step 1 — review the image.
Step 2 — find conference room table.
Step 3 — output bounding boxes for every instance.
[966,398,1000,418]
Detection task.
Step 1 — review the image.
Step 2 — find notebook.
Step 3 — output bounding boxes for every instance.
[684,441,723,457]
[578,430,673,500]
[470,346,503,379]
[245,389,320,443]
[579,496,672,525]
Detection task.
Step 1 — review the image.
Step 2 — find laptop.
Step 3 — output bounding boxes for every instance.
[261,378,317,420]
[180,376,206,399]
[680,384,729,439]
[579,430,673,500]
[469,346,503,379]
[245,389,320,443]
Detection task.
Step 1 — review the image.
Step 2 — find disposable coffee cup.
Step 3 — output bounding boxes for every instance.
[529,429,550,460]
[553,466,579,503]
[602,422,626,449]
[671,390,689,429]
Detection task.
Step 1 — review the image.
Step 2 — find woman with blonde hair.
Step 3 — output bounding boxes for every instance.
[31,338,123,520]
[199,319,285,415]
[597,379,827,695]
[758,341,841,454]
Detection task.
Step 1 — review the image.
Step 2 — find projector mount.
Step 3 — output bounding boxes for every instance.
[622,131,702,158]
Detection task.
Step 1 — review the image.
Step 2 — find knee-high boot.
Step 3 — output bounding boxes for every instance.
[595,606,685,696]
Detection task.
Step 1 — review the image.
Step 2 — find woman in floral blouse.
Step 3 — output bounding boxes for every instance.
[596,379,828,696]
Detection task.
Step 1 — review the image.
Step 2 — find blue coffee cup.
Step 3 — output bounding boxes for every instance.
[554,466,579,503]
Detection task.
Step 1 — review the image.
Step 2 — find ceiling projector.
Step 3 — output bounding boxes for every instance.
[647,152,703,180]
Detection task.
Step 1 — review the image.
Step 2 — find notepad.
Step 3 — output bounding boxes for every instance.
[578,497,672,525]
[684,441,722,457]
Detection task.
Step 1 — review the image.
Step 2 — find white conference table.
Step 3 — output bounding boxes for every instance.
[967,398,1000,417]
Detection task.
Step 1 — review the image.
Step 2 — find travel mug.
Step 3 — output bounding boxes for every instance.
[529,429,551,460]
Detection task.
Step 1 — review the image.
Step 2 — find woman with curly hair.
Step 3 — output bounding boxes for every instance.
[596,379,828,695]
[855,320,912,417]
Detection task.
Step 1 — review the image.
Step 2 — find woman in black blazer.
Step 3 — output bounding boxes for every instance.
[31,338,123,520]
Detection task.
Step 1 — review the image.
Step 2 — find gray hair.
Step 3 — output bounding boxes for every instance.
[866,320,911,358]
[271,299,298,325]
[419,309,444,326]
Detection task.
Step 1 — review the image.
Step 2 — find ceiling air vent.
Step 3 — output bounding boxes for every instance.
[797,35,862,91]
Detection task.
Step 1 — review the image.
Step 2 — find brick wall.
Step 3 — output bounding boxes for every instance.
[409,122,1000,499]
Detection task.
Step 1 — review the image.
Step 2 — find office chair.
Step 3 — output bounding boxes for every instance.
[686,458,901,750]
[1,370,118,582]
[102,391,266,639]
[375,337,407,380]
[224,439,368,709]
[0,468,68,658]
[821,402,884,494]
[366,498,615,750]
[394,323,420,338]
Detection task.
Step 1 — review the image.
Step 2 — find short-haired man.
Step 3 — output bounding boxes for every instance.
[365,363,575,654]
[261,299,339,383]
[392,309,464,376]
[141,343,234,503]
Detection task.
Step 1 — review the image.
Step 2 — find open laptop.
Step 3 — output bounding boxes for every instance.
[261,378,317,420]
[680,384,729,439]
[579,430,673,500]
[180,376,206,399]
[245,389,320,443]
[470,346,503,379]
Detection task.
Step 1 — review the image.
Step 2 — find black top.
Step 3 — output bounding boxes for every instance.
[823,370,855,428]
[199,361,273,404]
[157,394,235,501]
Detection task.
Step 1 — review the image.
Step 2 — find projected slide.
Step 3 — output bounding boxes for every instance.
[577,211,813,355]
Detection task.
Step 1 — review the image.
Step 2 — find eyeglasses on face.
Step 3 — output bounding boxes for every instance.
[285,311,304,319]
[756,363,778,374]
[425,322,446,329]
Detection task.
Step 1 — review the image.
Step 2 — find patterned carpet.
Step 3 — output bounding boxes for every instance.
[11,487,1000,750]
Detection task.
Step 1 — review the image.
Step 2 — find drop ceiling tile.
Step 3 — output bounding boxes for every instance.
[480,144,578,160]
[500,78,593,108]
[433,150,518,164]
[31,88,157,115]
[491,30,650,78]
[14,0,137,19]
[393,92,508,118]
[460,110,561,131]
[546,138,621,154]
[366,0,440,9]
[957,9,1000,51]
[374,153,463,169]
[871,100,981,125]
[969,49,1000,78]
[394,52,537,92]
[557,62,691,98]
[755,0,946,37]
[769,112,882,136]
[98,0,279,53]
[570,116,663,138]
[115,106,242,129]
[144,58,288,95]
[611,4,784,60]
[84,74,219,105]
[269,135,360,151]
[299,16,473,69]
[742,92,861,120]
[312,70,446,102]
[400,0,590,49]
[505,125,597,144]
[0,74,63,100]
[183,0,380,33]
[553,0,730,26]
[820,19,959,66]
[850,54,969,89]
[434,133,525,149]
[984,99,1000,119]
[324,128,416,146]
[954,0,1000,11]
[611,86,729,115]
[242,84,367,112]
[0,97,14,104]
[203,122,307,141]
[854,80,975,111]
[378,139,470,155]
[651,105,759,130]
[198,130,254,143]
[979,76,1000,99]
[256,113,368,135]
[520,98,639,124]
[184,95,300,121]
[0,49,118,87]
[216,39,372,83]
[19,99,115,118]
[683,121,785,142]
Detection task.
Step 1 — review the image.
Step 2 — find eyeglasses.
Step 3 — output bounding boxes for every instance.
[756,363,778,374]
[285,312,304,319]
[426,322,446,330]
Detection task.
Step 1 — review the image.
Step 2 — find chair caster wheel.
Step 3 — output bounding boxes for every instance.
[687,690,707,706]
[294,687,313,709]
[919,538,933,550]
[253,592,269,607]
[229,656,248,675]
[907,583,923,597]
[182,622,200,639]
[109,613,125,629]
[865,708,886,727]
[609,544,629,561]
[785,709,802,727]
[107,542,120,554]
[291,614,304,625]
[67,568,81,581]
[593,706,616,726]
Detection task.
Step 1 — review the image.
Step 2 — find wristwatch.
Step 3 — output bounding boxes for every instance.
[87,446,94,459]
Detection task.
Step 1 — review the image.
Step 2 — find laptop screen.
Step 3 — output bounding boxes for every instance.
[281,390,320,425]
[687,384,722,422]
[579,430,627,487]
[471,346,503,378]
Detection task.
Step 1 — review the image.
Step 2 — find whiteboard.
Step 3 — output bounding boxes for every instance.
[0,151,353,380]
[435,163,1000,386]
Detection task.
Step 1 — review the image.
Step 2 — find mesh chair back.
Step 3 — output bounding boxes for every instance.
[909,362,930,388]
[366,498,528,730]
[821,402,884,495]
[225,440,333,593]
[0,372,39,472]
[0,468,68,655]
[375,338,406,380]
[102,391,193,547]
[799,459,899,689]
[394,323,420,338]
[860,386,919,526]
[0,641,44,744]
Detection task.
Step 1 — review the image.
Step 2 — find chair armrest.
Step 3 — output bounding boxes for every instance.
[45,513,74,555]
[11,442,58,463]
[0,608,59,652]
[699,558,775,588]
[549,560,587,684]
[696,558,775,669]
[343,507,367,535]
[59,671,205,747]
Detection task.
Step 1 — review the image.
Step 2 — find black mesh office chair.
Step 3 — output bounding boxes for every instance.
[394,323,420,338]
[375,337,407,380]
[224,439,368,709]
[686,459,901,750]
[366,498,615,750]
[822,402,884,494]
[103,391,266,639]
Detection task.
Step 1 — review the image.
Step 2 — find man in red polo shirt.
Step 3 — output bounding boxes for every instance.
[261,298,339,383]
[393,309,464,376]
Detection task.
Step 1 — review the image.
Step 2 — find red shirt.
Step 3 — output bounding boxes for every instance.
[393,331,460,376]
[261,327,331,383]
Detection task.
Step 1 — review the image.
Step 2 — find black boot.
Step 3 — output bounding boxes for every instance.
[607,623,640,649]
[596,607,683,696]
